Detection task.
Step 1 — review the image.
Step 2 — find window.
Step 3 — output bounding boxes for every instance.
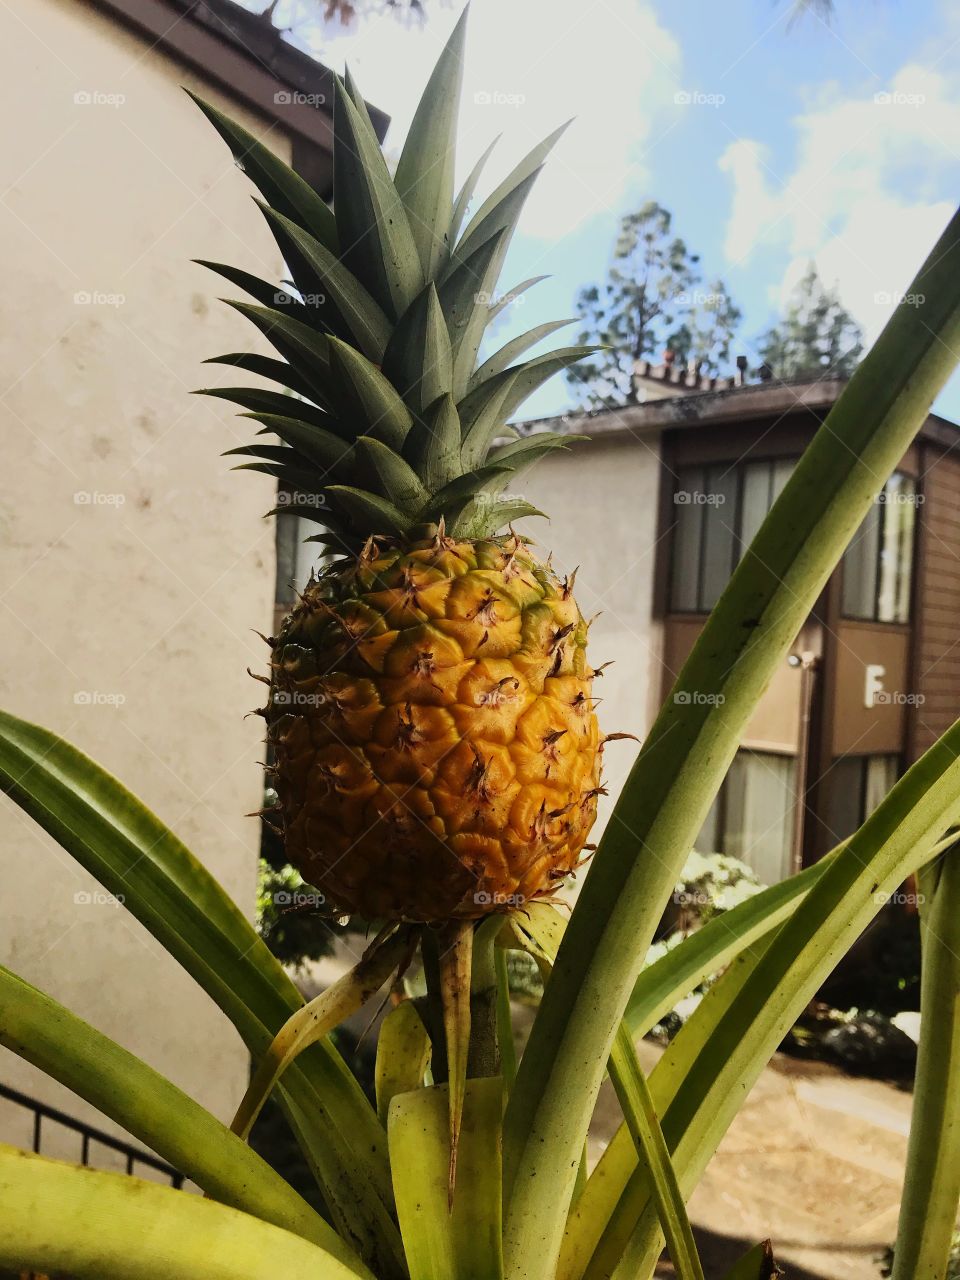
[670,458,796,613]
[819,754,899,845]
[841,473,915,623]
[275,507,327,608]
[697,749,798,884]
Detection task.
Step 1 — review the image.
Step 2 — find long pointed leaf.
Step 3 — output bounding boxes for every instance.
[259,206,392,361]
[503,206,960,1280]
[244,413,353,472]
[395,10,467,278]
[390,1079,504,1280]
[0,711,403,1278]
[516,906,703,1280]
[188,91,338,252]
[232,931,410,1140]
[456,123,569,257]
[488,275,549,322]
[194,386,330,429]
[406,393,462,492]
[355,436,429,511]
[0,1144,365,1280]
[383,283,454,415]
[470,320,577,390]
[376,1002,432,1125]
[202,353,317,400]
[329,337,415,451]
[333,78,423,319]
[451,135,500,246]
[586,812,960,1279]
[0,964,353,1266]
[890,851,960,1280]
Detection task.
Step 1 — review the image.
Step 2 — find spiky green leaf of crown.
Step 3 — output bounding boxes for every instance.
[191,9,594,551]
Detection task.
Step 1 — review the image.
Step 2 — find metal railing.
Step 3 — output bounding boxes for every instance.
[0,1081,184,1186]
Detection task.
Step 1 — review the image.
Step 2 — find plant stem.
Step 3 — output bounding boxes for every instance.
[468,916,503,1078]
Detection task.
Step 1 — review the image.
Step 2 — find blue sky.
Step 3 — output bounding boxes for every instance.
[276,0,960,422]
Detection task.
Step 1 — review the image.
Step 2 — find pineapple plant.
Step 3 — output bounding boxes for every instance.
[192,13,604,931]
[2,10,959,1279]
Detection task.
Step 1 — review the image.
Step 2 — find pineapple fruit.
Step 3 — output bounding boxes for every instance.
[193,11,602,925]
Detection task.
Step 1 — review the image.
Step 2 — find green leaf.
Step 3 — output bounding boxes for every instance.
[259,206,393,362]
[890,852,960,1280]
[326,485,413,536]
[194,260,305,316]
[487,275,549,322]
[0,711,404,1278]
[487,433,581,471]
[383,283,454,415]
[329,338,415,451]
[232,459,326,493]
[406,393,462,492]
[452,496,546,540]
[498,346,601,420]
[457,348,597,453]
[223,301,332,401]
[515,906,703,1280]
[0,1144,368,1280]
[355,436,429,511]
[194,386,329,428]
[585,808,960,1280]
[202,353,317,401]
[459,371,521,469]
[502,206,960,1280]
[0,964,353,1266]
[232,931,411,1140]
[422,463,514,525]
[456,122,569,257]
[376,1002,432,1125]
[451,135,500,246]
[494,946,518,1093]
[188,91,339,252]
[390,1079,504,1280]
[439,228,510,399]
[608,1025,704,1280]
[394,9,467,279]
[623,852,834,1042]
[470,320,577,390]
[333,77,423,319]
[245,413,354,472]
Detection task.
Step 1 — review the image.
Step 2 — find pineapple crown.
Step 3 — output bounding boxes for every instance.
[191,7,595,553]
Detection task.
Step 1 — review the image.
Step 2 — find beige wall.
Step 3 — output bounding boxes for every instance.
[515,435,663,839]
[0,0,284,1148]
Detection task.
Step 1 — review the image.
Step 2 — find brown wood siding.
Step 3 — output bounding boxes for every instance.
[911,442,960,759]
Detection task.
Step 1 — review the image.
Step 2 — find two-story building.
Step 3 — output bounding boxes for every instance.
[515,361,960,884]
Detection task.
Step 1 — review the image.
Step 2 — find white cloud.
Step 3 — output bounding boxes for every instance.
[719,62,960,343]
[309,0,681,243]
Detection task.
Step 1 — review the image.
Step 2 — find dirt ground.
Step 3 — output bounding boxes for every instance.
[589,1039,910,1280]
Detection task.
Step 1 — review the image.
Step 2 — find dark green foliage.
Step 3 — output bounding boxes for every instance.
[192,46,593,553]
[756,264,863,380]
[567,201,742,407]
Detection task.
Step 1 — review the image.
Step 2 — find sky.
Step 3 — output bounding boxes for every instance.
[266,0,960,422]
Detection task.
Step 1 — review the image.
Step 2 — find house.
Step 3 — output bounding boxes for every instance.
[0,0,385,1163]
[515,361,960,885]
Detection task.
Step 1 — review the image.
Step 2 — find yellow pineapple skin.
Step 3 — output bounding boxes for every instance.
[268,532,601,921]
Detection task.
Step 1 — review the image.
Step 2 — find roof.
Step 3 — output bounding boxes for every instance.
[520,376,960,451]
[85,0,389,192]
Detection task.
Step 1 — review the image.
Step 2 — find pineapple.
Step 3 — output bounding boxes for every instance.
[192,11,602,925]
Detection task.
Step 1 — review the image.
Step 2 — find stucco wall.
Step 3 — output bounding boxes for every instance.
[514,435,663,841]
[0,0,285,1149]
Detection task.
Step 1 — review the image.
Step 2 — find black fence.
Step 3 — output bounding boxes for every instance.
[0,1080,184,1185]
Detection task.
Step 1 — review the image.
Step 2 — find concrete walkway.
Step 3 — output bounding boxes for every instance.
[589,1041,911,1279]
